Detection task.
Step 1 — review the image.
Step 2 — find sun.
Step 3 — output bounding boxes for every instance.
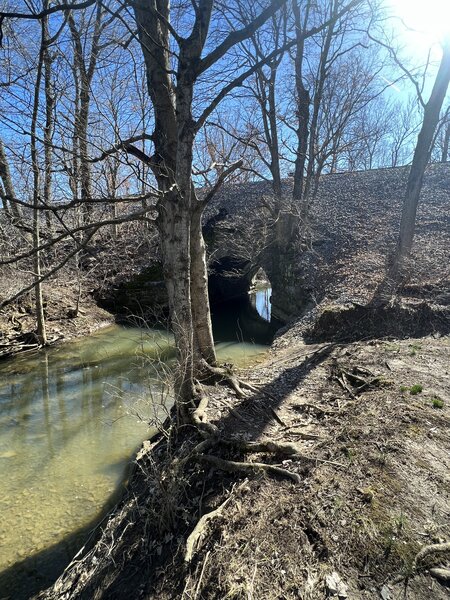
[388,0,450,42]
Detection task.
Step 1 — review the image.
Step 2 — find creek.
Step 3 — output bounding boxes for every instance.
[0,286,278,599]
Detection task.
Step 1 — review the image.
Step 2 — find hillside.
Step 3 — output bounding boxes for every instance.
[1,163,449,353]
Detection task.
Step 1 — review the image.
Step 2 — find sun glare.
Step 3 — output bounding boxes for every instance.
[389,0,450,43]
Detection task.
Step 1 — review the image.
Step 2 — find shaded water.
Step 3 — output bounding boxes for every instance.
[0,289,274,598]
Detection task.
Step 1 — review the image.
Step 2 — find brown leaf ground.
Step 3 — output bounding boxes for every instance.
[174,335,450,600]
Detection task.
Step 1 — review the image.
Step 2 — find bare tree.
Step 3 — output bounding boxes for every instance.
[131,0,291,416]
[394,40,450,269]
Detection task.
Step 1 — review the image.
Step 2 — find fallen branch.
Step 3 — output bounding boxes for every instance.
[291,403,339,416]
[334,372,356,398]
[269,407,287,427]
[217,397,251,425]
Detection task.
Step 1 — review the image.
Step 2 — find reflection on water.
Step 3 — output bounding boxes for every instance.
[0,314,270,598]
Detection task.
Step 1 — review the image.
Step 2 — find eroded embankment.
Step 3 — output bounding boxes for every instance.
[33,300,450,600]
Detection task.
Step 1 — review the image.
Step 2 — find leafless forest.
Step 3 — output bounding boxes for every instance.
[0,0,449,598]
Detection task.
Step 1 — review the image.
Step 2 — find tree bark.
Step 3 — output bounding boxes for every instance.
[30,10,48,346]
[0,139,24,224]
[442,123,449,162]
[190,200,216,367]
[395,43,450,266]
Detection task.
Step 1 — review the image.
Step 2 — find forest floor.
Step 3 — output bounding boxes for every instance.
[34,314,450,600]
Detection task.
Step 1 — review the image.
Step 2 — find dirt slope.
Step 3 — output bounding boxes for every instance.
[35,332,450,600]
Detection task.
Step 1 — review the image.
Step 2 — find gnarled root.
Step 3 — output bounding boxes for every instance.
[220,439,302,456]
[429,568,450,584]
[191,387,218,437]
[413,542,450,571]
[197,453,302,484]
[184,496,232,563]
[199,358,259,398]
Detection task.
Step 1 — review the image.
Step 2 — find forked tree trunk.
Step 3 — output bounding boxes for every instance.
[133,0,288,417]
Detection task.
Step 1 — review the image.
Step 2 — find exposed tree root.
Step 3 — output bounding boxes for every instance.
[219,438,302,456]
[413,541,450,570]
[184,496,233,563]
[430,568,450,584]
[200,358,260,398]
[197,453,302,484]
[190,387,218,437]
[392,541,450,585]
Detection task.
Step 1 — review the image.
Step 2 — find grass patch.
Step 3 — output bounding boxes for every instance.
[384,343,401,353]
[409,384,423,395]
[431,398,444,409]
[400,384,423,395]
[408,343,422,356]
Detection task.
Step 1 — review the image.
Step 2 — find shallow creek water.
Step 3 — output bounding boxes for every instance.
[0,288,276,598]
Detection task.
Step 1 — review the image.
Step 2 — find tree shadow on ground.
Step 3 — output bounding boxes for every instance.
[216,343,335,440]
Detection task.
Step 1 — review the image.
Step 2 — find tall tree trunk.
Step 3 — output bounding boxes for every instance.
[134,0,197,413]
[134,0,287,415]
[190,200,216,367]
[0,139,24,224]
[304,2,335,199]
[43,14,54,234]
[268,67,282,199]
[67,4,102,236]
[158,194,196,417]
[30,12,48,346]
[395,43,450,267]
[292,0,312,218]
[442,123,450,162]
